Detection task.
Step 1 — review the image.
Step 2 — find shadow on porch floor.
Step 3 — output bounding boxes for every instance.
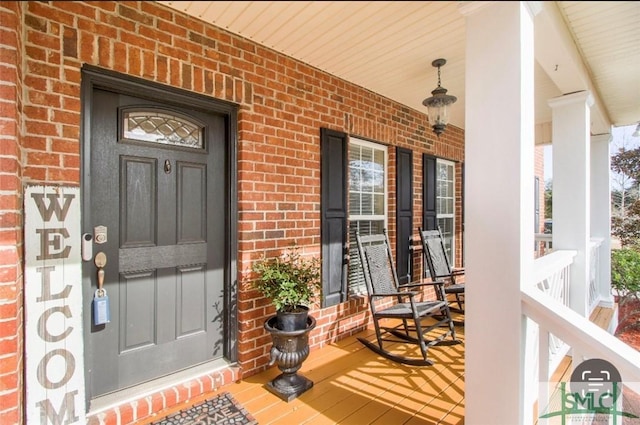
[226,321,465,425]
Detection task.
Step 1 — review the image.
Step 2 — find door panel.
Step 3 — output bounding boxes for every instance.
[120,156,156,246]
[178,162,206,243]
[86,88,226,397]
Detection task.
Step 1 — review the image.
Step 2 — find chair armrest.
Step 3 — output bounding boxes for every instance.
[451,268,465,276]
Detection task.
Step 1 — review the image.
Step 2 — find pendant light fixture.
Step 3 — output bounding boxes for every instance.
[422,58,457,137]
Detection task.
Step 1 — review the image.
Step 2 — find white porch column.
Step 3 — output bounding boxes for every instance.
[549,92,594,317]
[591,133,614,308]
[460,2,538,424]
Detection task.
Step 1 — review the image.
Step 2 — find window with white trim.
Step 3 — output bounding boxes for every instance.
[436,159,455,264]
[347,138,388,294]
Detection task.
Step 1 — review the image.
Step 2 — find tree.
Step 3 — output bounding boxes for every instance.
[544,179,552,220]
[611,146,640,218]
[611,144,640,248]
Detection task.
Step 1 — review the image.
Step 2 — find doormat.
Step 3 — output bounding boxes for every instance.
[152,392,258,425]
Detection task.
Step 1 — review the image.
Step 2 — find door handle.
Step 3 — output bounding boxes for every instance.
[93,251,110,325]
[94,252,107,295]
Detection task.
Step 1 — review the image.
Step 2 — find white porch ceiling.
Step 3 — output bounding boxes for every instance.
[160,1,640,136]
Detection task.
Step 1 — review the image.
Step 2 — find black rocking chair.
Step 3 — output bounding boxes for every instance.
[355,230,459,366]
[419,228,465,317]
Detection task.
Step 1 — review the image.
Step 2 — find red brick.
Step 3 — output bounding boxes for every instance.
[98,36,111,67]
[25,30,59,51]
[139,26,171,46]
[113,42,127,73]
[0,158,18,174]
[25,151,60,167]
[48,167,79,183]
[51,139,78,154]
[0,334,18,354]
[59,1,97,19]
[27,90,61,109]
[22,166,47,181]
[0,263,18,283]
[0,354,18,375]
[62,154,79,168]
[118,402,134,425]
[0,408,19,425]
[77,17,118,39]
[0,174,19,191]
[51,109,79,126]
[142,49,155,78]
[61,124,79,139]
[28,2,75,26]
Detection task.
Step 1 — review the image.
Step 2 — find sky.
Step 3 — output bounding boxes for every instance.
[543,123,640,185]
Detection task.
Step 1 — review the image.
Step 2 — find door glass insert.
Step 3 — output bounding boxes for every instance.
[122,109,204,149]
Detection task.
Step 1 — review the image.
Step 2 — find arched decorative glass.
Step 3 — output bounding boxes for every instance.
[122,109,204,149]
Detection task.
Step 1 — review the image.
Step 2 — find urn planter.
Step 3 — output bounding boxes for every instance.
[275,305,309,331]
[264,315,316,402]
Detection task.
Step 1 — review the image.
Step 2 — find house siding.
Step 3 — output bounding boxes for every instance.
[0,1,469,423]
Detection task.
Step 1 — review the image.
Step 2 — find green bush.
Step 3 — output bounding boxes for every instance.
[611,248,640,296]
[251,245,321,313]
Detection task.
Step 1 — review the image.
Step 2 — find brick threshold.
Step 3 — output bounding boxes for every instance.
[87,360,240,425]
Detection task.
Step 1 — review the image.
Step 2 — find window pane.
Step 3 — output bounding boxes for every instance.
[437,217,454,262]
[349,193,361,214]
[123,110,203,149]
[361,148,373,164]
[373,169,384,192]
[374,194,385,215]
[362,193,373,215]
[374,150,384,167]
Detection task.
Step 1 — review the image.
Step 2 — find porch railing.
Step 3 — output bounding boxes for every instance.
[533,235,605,313]
[522,284,640,424]
[524,244,639,424]
[531,249,575,373]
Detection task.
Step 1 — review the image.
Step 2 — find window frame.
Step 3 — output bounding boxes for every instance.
[347,137,388,295]
[436,158,456,266]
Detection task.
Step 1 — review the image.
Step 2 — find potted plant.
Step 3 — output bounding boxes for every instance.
[251,244,321,331]
[250,244,321,401]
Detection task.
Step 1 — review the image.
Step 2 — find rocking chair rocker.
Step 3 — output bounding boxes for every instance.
[355,230,459,366]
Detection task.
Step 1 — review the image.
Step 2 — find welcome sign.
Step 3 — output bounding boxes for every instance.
[25,185,86,424]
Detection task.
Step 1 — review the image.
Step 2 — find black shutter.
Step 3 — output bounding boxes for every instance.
[320,128,348,307]
[423,154,437,231]
[396,147,413,285]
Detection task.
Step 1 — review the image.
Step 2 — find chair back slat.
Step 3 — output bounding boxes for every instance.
[363,244,397,294]
[421,229,452,279]
[355,231,400,296]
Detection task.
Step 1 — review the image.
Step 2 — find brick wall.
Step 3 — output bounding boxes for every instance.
[5,0,465,406]
[0,2,24,424]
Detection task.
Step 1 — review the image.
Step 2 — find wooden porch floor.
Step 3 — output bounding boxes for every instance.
[144,305,623,425]
[224,319,465,425]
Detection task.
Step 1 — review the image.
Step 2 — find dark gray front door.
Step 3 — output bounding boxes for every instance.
[85,87,227,397]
